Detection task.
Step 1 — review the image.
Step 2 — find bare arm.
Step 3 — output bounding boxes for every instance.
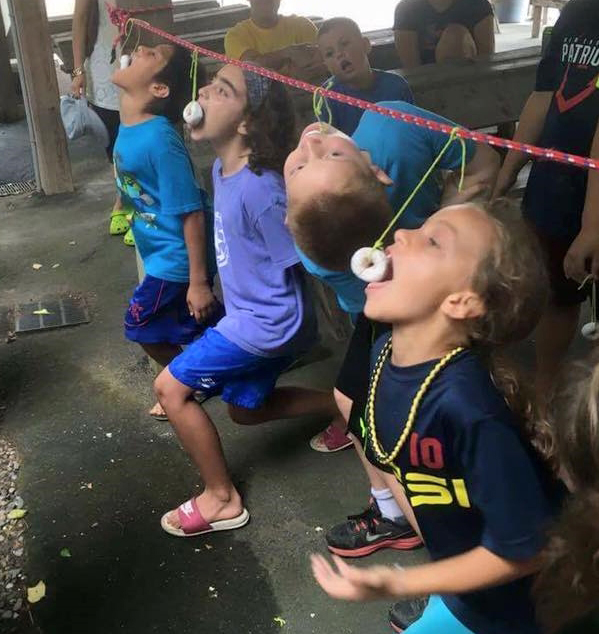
[240,47,292,71]
[394,30,422,68]
[183,212,216,323]
[492,91,553,197]
[472,15,495,57]
[441,142,500,205]
[312,546,541,602]
[71,0,93,96]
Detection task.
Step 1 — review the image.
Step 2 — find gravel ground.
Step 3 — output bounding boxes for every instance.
[0,436,28,632]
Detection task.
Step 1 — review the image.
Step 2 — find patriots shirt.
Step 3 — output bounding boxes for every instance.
[523,0,599,241]
[361,337,563,634]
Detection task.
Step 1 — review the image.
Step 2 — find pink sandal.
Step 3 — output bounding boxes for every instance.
[309,424,353,453]
[160,497,250,537]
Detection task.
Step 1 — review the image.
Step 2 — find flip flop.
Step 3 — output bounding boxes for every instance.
[149,403,169,422]
[109,210,129,236]
[309,424,353,453]
[160,497,250,537]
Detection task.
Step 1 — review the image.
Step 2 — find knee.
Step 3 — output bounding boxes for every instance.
[228,403,259,425]
[154,370,184,411]
[436,23,476,61]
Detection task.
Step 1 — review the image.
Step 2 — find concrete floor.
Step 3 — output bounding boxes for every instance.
[0,148,429,634]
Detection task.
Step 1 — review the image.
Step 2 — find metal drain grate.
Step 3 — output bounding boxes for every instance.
[0,181,36,197]
[14,297,90,333]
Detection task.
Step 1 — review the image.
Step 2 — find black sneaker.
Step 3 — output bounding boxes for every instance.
[389,597,428,632]
[325,500,423,558]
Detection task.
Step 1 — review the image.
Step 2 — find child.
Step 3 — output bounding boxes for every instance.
[318,17,414,136]
[311,202,563,634]
[111,44,218,421]
[284,113,498,455]
[154,64,343,537]
[493,0,599,400]
[534,359,599,634]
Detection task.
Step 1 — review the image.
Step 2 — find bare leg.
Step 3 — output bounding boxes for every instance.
[380,470,422,539]
[435,24,477,63]
[155,368,243,527]
[534,302,580,406]
[113,192,123,212]
[141,342,182,417]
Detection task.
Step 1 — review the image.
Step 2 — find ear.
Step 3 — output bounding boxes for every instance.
[150,81,170,100]
[362,36,372,55]
[358,151,393,186]
[441,291,486,321]
[237,118,248,136]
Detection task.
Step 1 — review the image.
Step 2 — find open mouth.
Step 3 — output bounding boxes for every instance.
[365,255,394,290]
[340,60,353,73]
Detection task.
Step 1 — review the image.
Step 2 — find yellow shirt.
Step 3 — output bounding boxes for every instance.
[225,15,318,59]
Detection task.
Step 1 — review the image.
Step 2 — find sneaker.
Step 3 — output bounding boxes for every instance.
[309,423,353,453]
[325,500,423,558]
[389,598,428,633]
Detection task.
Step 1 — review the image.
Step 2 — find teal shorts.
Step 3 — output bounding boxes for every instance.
[403,596,474,634]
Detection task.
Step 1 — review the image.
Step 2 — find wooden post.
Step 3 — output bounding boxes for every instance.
[8,0,73,194]
[113,0,174,47]
[0,7,21,123]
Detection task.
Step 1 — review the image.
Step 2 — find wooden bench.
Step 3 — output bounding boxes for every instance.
[530,0,568,38]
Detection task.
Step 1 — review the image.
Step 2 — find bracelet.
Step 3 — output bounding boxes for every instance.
[71,66,85,79]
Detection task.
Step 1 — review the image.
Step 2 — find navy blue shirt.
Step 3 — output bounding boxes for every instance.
[361,337,562,634]
[523,0,599,241]
[324,70,414,136]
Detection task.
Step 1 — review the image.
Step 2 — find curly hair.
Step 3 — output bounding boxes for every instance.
[243,80,297,175]
[533,359,599,633]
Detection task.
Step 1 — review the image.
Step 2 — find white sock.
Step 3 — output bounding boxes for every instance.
[371,487,404,522]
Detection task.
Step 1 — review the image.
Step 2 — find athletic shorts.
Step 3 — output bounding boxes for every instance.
[334,312,391,436]
[169,327,293,409]
[124,274,222,345]
[90,102,120,161]
[403,596,474,634]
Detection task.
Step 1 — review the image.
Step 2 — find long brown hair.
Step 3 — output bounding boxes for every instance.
[534,359,599,633]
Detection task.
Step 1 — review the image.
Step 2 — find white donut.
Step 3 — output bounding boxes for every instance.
[183,101,204,127]
[581,322,599,341]
[351,247,389,283]
[120,54,131,70]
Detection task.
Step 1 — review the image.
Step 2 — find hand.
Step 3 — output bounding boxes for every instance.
[311,554,405,601]
[563,225,599,283]
[70,73,86,98]
[491,165,518,200]
[186,282,217,323]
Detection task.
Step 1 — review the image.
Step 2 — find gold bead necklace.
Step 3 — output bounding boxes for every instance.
[366,337,464,465]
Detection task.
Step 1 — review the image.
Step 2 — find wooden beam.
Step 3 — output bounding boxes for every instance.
[8,0,73,194]
[113,0,174,47]
[0,6,21,122]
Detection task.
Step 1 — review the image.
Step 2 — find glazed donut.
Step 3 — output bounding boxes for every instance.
[183,101,204,127]
[581,322,599,341]
[350,247,389,283]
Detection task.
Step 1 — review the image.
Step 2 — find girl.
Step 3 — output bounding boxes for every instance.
[311,201,562,634]
[534,359,599,634]
[155,64,343,537]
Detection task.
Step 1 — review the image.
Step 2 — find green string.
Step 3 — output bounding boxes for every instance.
[190,50,199,101]
[578,274,597,324]
[373,128,467,251]
[313,78,334,130]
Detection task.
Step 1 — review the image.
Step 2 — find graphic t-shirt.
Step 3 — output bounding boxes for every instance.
[224,15,317,59]
[297,101,476,314]
[324,70,414,136]
[393,0,494,65]
[360,337,563,634]
[212,160,317,358]
[114,116,214,284]
[523,0,599,242]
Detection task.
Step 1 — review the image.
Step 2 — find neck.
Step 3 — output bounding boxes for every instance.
[390,319,464,367]
[345,67,375,91]
[119,92,155,126]
[213,135,250,176]
[251,12,278,28]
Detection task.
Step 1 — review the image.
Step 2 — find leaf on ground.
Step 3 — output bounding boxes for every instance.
[273,617,286,627]
[52,263,60,269]
[27,581,46,603]
[32,263,42,270]
[69,241,76,245]
[60,548,71,558]
[32,309,51,315]
[7,509,27,520]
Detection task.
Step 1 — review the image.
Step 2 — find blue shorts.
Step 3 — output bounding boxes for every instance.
[124,275,221,345]
[168,327,293,409]
[403,596,474,634]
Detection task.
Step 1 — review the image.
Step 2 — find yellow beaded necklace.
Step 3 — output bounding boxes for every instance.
[366,337,464,465]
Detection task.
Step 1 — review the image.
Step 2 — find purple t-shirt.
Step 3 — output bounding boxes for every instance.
[212,160,317,358]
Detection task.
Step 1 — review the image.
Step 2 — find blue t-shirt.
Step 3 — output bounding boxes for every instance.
[212,160,317,358]
[325,70,414,136]
[114,116,214,284]
[299,101,476,314]
[361,337,563,634]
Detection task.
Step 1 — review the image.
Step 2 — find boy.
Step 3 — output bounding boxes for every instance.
[493,0,599,399]
[318,17,414,135]
[111,45,219,420]
[155,64,343,536]
[225,0,325,82]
